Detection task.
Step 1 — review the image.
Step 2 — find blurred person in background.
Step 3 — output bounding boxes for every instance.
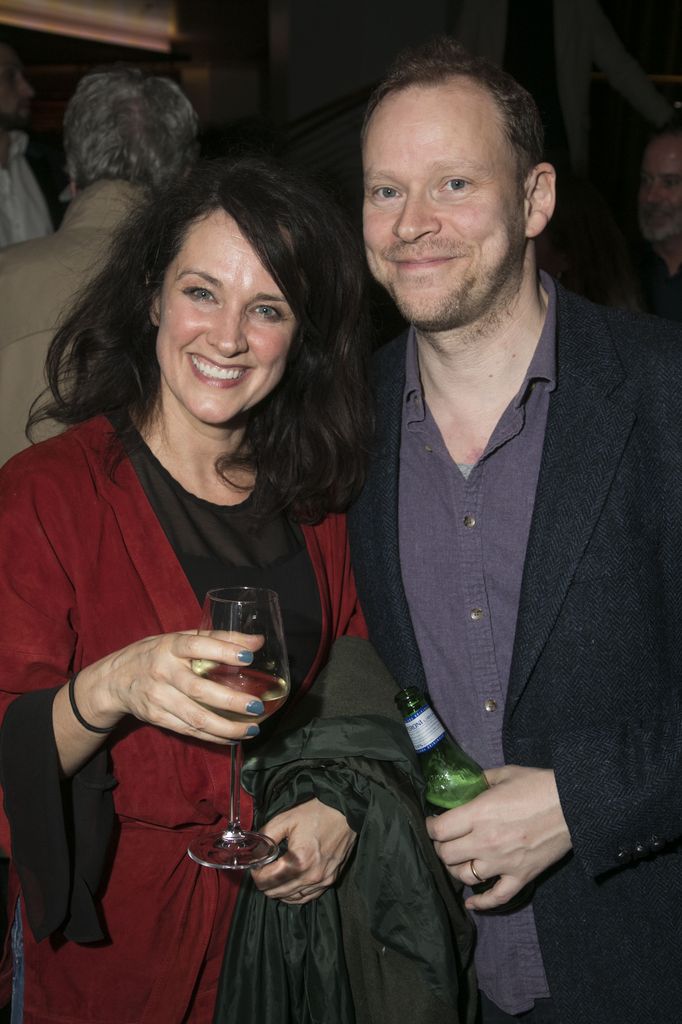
[454,0,672,175]
[0,37,65,246]
[536,174,643,310]
[638,119,682,321]
[0,65,199,467]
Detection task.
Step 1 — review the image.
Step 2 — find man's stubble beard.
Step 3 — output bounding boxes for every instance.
[377,212,528,336]
[639,203,682,244]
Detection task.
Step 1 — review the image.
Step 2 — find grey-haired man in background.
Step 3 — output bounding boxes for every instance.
[0,66,199,466]
[638,119,682,321]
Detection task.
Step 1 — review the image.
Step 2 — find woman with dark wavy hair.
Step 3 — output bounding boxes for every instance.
[0,156,371,1023]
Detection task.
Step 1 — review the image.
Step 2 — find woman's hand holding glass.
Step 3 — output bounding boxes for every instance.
[52,628,265,780]
[73,628,265,743]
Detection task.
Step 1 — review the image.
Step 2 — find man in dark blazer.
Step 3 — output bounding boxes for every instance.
[348,36,682,1024]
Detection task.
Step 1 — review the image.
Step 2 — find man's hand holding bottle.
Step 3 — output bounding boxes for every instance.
[395,687,572,913]
[426,765,573,912]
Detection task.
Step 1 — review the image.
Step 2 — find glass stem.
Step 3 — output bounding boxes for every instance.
[227,741,243,833]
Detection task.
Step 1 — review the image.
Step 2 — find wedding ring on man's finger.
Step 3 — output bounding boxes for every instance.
[470,859,486,883]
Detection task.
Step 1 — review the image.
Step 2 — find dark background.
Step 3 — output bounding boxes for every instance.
[1,0,680,308]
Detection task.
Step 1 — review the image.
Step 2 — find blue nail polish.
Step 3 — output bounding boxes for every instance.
[245,724,260,736]
[238,650,254,664]
[246,699,264,715]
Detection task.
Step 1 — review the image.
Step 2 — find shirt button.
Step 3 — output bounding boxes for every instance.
[424,445,433,453]
[470,607,483,620]
[484,699,497,712]
[463,514,476,528]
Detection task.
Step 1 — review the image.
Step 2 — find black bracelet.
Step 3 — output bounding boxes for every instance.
[68,674,115,734]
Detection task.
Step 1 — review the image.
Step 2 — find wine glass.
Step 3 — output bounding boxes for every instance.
[187,586,290,869]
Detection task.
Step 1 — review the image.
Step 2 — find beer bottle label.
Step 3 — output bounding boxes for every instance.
[404,706,446,753]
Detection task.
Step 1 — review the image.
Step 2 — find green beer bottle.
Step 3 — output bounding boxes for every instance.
[395,685,533,912]
[395,685,488,809]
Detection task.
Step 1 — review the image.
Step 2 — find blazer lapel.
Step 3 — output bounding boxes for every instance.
[507,292,637,715]
[349,335,428,690]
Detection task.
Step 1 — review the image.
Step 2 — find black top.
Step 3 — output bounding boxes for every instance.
[114,416,322,692]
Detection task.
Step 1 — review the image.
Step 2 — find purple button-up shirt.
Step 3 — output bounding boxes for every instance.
[398,274,558,1014]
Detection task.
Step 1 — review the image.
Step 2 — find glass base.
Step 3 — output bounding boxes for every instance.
[188,828,279,870]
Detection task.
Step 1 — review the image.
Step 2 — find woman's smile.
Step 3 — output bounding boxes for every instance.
[190,354,247,384]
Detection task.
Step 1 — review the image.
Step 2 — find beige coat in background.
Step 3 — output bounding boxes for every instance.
[0,179,141,468]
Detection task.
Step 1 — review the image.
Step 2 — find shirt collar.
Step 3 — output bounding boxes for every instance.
[403,270,558,422]
[513,269,557,409]
[404,326,425,425]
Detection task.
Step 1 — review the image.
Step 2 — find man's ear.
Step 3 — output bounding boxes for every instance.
[524,162,556,239]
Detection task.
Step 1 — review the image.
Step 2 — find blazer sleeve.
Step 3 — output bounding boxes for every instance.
[545,383,682,879]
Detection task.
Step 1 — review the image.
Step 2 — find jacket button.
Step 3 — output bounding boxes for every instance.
[651,835,665,850]
[634,843,646,857]
[616,847,632,863]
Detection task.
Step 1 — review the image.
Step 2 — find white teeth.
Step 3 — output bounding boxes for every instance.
[191,355,244,381]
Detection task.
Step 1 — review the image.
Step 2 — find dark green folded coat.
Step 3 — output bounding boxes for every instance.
[213,637,477,1024]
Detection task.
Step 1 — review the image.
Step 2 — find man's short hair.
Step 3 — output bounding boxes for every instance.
[363,36,544,183]
[64,66,199,190]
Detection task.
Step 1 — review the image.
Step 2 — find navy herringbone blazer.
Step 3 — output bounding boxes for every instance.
[348,284,682,1024]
